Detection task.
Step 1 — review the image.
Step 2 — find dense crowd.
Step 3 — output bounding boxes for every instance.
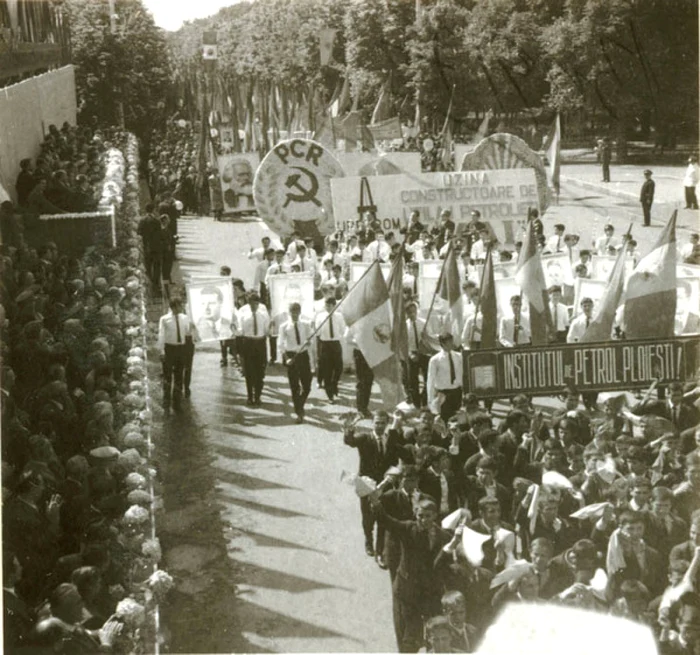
[1,128,161,652]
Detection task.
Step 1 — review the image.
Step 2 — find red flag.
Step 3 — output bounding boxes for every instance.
[478,247,499,349]
[438,242,464,338]
[515,220,552,345]
[624,210,677,339]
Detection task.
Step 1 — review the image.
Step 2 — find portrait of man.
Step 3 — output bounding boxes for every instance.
[187,282,235,342]
[220,155,258,213]
[675,278,700,335]
[542,254,573,288]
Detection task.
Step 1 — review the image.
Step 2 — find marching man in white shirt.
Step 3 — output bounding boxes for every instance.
[567,297,594,343]
[546,223,566,254]
[405,301,431,409]
[593,224,619,256]
[278,302,315,423]
[237,291,270,407]
[157,297,194,411]
[499,295,531,348]
[548,285,570,343]
[427,333,463,422]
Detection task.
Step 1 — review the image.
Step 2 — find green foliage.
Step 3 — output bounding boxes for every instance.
[66,0,171,145]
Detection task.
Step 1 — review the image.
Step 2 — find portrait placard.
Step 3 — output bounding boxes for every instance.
[573,278,608,317]
[186,279,235,343]
[589,255,635,282]
[349,261,391,285]
[541,252,574,287]
[218,152,260,215]
[268,272,315,323]
[675,276,700,335]
[418,260,443,312]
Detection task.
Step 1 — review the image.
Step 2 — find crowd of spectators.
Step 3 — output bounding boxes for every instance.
[341,381,700,653]
[1,128,159,652]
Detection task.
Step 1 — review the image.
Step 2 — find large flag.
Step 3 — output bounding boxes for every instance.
[438,243,464,338]
[387,251,408,364]
[330,76,350,117]
[515,219,552,345]
[542,113,561,192]
[368,117,402,141]
[580,231,630,343]
[371,78,393,125]
[312,110,336,149]
[441,119,453,169]
[478,247,499,348]
[340,262,402,409]
[624,210,677,339]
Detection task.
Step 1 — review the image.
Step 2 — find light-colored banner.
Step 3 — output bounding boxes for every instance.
[331,168,538,243]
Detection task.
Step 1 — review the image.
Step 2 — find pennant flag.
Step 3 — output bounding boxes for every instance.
[470,109,492,145]
[438,243,464,338]
[624,210,677,339]
[312,110,336,150]
[338,111,362,150]
[387,250,408,364]
[580,231,629,343]
[478,247,499,348]
[440,119,453,169]
[360,124,376,152]
[340,262,402,408]
[368,117,402,141]
[371,78,393,125]
[542,113,561,192]
[319,28,337,66]
[515,219,552,345]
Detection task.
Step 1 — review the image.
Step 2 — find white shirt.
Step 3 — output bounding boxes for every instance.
[461,313,484,346]
[253,260,271,288]
[314,310,347,341]
[470,239,488,262]
[567,313,592,343]
[550,302,570,332]
[363,239,391,262]
[238,304,270,337]
[265,261,290,285]
[278,319,315,364]
[157,311,192,350]
[321,252,345,268]
[291,254,316,273]
[406,316,428,352]
[684,162,699,187]
[546,233,565,253]
[427,349,463,406]
[248,246,268,262]
[594,235,619,256]
[680,242,696,260]
[499,313,531,347]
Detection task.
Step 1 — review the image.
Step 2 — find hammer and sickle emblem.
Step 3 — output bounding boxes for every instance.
[283,166,322,207]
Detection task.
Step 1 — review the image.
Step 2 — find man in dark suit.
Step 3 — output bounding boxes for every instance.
[632,381,700,453]
[640,169,655,226]
[371,496,451,653]
[418,449,462,518]
[644,486,688,566]
[463,455,512,521]
[343,411,400,557]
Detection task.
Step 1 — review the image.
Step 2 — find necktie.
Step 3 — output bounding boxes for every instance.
[412,320,419,351]
[557,236,561,251]
[329,314,334,339]
[294,322,300,345]
[253,310,258,336]
[413,278,418,295]
[175,313,181,343]
[448,351,455,384]
[513,316,519,345]
[377,437,383,457]
[586,317,590,329]
[300,259,304,272]
[553,304,558,331]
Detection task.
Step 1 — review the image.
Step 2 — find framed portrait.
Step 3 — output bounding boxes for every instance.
[541,252,574,287]
[589,255,635,282]
[675,276,700,335]
[418,259,443,312]
[572,278,608,317]
[186,278,235,343]
[218,152,260,215]
[471,261,517,286]
[268,273,315,324]
[349,261,391,285]
[494,278,526,321]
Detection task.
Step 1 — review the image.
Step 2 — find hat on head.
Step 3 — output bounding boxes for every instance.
[89,445,120,464]
[644,169,652,175]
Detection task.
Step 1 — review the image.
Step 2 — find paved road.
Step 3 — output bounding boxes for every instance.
[156,177,694,653]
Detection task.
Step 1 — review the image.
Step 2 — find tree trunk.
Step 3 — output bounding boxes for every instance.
[615,117,628,163]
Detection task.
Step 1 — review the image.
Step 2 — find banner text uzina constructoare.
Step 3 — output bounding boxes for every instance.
[465,338,699,398]
[330,168,539,243]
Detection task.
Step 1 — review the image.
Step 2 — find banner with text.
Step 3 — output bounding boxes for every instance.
[331,168,539,243]
[464,337,700,398]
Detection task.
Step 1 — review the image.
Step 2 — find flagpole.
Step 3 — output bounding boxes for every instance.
[290,259,381,364]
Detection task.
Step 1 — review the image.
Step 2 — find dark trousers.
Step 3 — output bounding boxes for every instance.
[163,343,187,406]
[145,250,162,284]
[554,331,568,343]
[602,161,610,182]
[242,337,267,402]
[220,338,236,361]
[405,352,429,408]
[183,338,194,392]
[642,201,652,226]
[319,340,342,399]
[316,338,323,385]
[360,495,378,547]
[353,348,374,413]
[285,350,311,416]
[162,250,174,281]
[685,186,698,209]
[269,336,277,363]
[392,586,441,653]
[438,387,462,422]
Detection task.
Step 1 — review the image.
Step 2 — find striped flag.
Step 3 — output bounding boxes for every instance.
[580,231,630,343]
[515,219,552,345]
[623,210,677,339]
[340,262,402,409]
[438,242,464,338]
[387,251,408,364]
[371,78,393,125]
[478,247,499,349]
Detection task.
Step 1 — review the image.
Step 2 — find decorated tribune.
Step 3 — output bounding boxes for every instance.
[253,138,345,241]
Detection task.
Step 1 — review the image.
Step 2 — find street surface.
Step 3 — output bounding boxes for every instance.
[155,163,698,653]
